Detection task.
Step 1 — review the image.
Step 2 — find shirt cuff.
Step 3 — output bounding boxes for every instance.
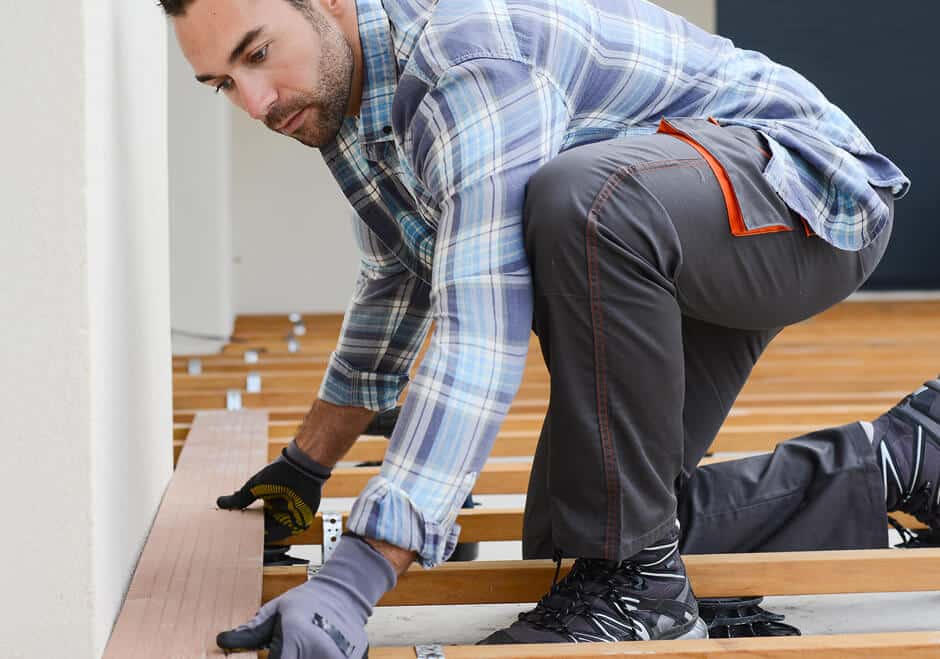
[318,353,409,412]
[345,472,476,568]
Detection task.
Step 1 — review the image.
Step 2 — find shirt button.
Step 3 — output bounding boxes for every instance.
[382,126,393,135]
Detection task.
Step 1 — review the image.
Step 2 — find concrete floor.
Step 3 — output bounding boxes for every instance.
[365,591,940,647]
[293,490,940,650]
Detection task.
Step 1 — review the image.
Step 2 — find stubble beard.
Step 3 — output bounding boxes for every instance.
[266,8,354,148]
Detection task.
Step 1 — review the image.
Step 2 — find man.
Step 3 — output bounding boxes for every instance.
[165,0,931,655]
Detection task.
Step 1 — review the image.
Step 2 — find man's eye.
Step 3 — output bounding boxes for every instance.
[249,45,269,64]
[215,79,233,94]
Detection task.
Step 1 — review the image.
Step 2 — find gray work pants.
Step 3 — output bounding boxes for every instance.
[520,119,894,561]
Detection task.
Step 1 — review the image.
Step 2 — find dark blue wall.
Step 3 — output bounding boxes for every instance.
[718,1,940,289]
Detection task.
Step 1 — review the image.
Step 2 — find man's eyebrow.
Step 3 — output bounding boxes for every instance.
[194,26,265,83]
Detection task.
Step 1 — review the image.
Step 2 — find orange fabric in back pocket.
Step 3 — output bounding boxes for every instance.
[657,118,793,237]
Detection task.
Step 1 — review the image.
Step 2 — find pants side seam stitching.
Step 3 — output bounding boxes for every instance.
[584,160,698,557]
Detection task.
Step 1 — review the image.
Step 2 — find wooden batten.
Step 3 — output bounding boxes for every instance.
[268,507,925,547]
[262,548,940,604]
[367,633,940,658]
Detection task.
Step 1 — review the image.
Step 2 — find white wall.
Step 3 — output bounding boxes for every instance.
[169,31,234,354]
[86,2,174,654]
[230,110,359,313]
[0,3,172,657]
[0,3,94,656]
[654,0,716,32]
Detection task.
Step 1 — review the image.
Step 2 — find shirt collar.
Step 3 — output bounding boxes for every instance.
[354,0,399,146]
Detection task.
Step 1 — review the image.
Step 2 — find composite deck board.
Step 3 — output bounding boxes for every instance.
[103,411,268,659]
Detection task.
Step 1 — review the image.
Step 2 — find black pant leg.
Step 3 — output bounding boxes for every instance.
[678,316,779,477]
[520,127,894,560]
[521,135,722,560]
[678,423,889,553]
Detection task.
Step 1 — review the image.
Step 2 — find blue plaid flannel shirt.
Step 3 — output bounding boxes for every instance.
[319,0,910,567]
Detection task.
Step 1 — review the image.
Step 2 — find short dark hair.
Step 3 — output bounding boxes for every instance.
[156,0,197,15]
[158,0,309,17]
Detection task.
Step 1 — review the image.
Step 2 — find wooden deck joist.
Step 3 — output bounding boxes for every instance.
[220,337,940,358]
[213,338,938,360]
[173,388,918,411]
[172,406,891,430]
[261,548,940,604]
[366,633,940,658]
[230,300,940,331]
[299,456,736,500]
[272,507,924,546]
[173,400,889,428]
[172,424,829,462]
[172,370,926,394]
[170,351,939,376]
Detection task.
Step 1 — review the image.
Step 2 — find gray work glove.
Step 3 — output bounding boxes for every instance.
[217,534,397,658]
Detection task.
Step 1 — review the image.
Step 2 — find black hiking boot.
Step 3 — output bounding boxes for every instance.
[873,379,940,531]
[477,526,707,644]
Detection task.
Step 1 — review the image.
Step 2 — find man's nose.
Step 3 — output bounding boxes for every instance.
[238,76,277,122]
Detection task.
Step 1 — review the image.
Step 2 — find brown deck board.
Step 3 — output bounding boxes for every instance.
[103,410,268,658]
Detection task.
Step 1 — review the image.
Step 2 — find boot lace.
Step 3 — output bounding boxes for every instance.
[519,555,647,640]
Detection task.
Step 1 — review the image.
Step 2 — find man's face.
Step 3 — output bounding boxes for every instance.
[175,0,353,147]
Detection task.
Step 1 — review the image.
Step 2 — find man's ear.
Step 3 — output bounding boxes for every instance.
[315,0,346,20]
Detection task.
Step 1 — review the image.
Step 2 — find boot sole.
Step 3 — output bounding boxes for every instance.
[668,616,709,640]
